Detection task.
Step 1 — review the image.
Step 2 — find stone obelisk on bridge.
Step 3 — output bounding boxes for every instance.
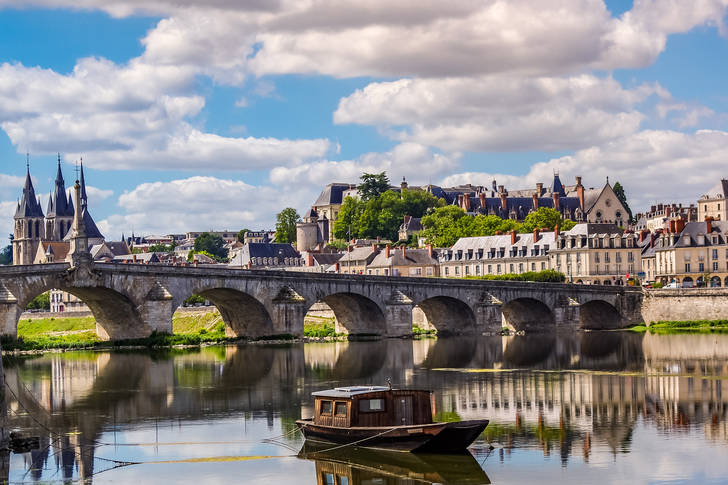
[67,176,92,267]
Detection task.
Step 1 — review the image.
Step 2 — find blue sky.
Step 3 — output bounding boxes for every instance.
[1,0,727,244]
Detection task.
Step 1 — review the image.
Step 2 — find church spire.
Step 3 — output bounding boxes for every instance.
[79,158,88,209]
[14,154,44,219]
[48,153,72,217]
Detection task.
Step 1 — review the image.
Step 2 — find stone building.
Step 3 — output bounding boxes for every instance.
[296,208,331,252]
[550,224,642,285]
[438,229,555,278]
[228,242,303,269]
[338,245,379,274]
[644,219,728,287]
[635,203,698,231]
[366,245,439,277]
[398,216,423,242]
[697,179,728,222]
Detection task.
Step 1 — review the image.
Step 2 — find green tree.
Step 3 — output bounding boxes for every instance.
[26,292,50,310]
[333,197,364,240]
[520,207,575,233]
[357,172,390,201]
[0,235,12,265]
[275,208,301,243]
[148,242,175,253]
[194,232,227,260]
[236,229,251,242]
[612,182,633,223]
[421,206,469,247]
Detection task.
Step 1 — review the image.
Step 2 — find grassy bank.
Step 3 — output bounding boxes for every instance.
[628,319,728,334]
[7,311,230,352]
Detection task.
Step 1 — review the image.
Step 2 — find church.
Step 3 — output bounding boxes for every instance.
[12,156,105,266]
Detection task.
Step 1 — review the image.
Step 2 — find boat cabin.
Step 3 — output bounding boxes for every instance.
[312,387,435,427]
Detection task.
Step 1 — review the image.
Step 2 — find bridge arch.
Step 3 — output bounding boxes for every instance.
[579,299,623,329]
[311,292,387,336]
[412,296,477,335]
[18,285,149,341]
[501,297,554,332]
[193,288,273,338]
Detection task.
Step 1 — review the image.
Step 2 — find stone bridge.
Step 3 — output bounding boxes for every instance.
[0,261,644,340]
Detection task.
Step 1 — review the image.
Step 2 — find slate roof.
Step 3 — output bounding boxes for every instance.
[105,241,131,256]
[657,221,728,250]
[47,158,74,218]
[399,217,423,232]
[229,243,302,266]
[368,248,438,268]
[63,208,104,241]
[15,168,45,219]
[114,253,161,263]
[313,183,353,207]
[563,223,623,236]
[443,232,556,261]
[703,179,728,199]
[311,253,343,265]
[342,246,378,262]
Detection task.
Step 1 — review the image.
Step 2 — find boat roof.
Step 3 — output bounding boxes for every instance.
[312,386,390,398]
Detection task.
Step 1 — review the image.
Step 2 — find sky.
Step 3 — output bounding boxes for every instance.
[0,0,727,245]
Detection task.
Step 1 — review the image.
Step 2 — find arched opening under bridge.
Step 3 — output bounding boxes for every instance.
[579,300,623,330]
[412,296,477,335]
[501,298,554,332]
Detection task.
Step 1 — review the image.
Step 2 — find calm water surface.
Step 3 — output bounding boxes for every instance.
[2,332,727,484]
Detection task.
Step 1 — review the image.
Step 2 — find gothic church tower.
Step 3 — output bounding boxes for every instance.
[12,162,45,265]
[45,154,75,241]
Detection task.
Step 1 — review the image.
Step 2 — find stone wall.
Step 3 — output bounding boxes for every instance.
[641,288,728,324]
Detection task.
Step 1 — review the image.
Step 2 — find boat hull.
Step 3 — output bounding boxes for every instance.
[295,418,489,453]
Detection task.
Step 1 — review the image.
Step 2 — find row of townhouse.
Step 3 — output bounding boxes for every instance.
[438,223,644,285]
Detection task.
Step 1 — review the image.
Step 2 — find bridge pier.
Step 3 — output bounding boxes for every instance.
[553,296,580,329]
[139,282,175,335]
[270,301,306,336]
[384,291,414,337]
[474,302,503,334]
[0,283,19,338]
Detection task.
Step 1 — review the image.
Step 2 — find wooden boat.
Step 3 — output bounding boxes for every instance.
[295,386,488,453]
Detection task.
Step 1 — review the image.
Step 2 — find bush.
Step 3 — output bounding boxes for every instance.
[464,269,566,283]
[26,292,50,311]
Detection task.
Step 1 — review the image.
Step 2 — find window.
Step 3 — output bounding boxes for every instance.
[455,266,459,275]
[685,263,691,273]
[541,262,545,270]
[497,264,501,273]
[323,473,335,485]
[713,262,719,271]
[475,265,480,275]
[426,267,433,276]
[488,264,492,273]
[713,249,719,260]
[444,267,449,276]
[531,262,536,271]
[509,263,514,272]
[359,398,385,412]
[699,263,705,272]
[518,263,523,273]
[335,402,347,416]
[465,266,470,275]
[321,400,333,415]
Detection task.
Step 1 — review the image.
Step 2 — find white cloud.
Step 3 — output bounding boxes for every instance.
[0,60,330,171]
[269,143,459,188]
[0,201,16,244]
[98,176,319,238]
[335,75,660,152]
[441,129,728,210]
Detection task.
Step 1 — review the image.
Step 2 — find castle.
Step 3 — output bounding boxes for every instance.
[12,156,104,265]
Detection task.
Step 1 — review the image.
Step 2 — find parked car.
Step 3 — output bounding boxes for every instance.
[665,281,680,289]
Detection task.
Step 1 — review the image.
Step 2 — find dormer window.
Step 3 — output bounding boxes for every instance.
[684,235,691,245]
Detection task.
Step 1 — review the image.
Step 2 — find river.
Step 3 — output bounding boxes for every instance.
[1,331,727,484]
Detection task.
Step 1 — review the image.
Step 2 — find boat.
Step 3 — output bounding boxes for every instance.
[298,442,491,484]
[295,386,489,453]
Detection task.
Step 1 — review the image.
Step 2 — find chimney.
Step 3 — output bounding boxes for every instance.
[385,244,390,258]
[335,262,340,272]
[479,192,486,209]
[532,192,539,210]
[500,192,507,210]
[650,233,655,248]
[495,230,502,235]
[675,217,686,233]
[307,252,314,266]
[665,206,671,218]
[132,254,137,263]
[458,194,464,209]
[554,224,560,237]
[536,182,544,196]
[533,228,540,242]
[463,193,471,211]
[404,215,411,225]
[401,245,406,259]
[639,230,647,243]
[706,217,713,234]
[576,177,584,210]
[511,230,517,245]
[372,243,377,252]
[427,243,433,258]
[650,205,656,213]
[193,259,198,267]
[669,219,676,233]
[553,192,560,210]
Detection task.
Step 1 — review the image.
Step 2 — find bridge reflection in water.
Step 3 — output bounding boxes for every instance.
[1,331,727,483]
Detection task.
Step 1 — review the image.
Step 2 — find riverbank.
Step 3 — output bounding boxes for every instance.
[628,319,728,334]
[3,310,355,353]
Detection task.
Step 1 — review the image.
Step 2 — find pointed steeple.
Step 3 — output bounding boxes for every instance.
[551,172,566,197]
[48,153,73,218]
[14,155,44,219]
[79,158,88,209]
[47,189,54,214]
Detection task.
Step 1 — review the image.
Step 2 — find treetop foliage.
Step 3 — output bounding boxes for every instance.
[357,172,390,201]
[612,181,633,223]
[275,208,300,243]
[421,206,577,247]
[193,232,228,260]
